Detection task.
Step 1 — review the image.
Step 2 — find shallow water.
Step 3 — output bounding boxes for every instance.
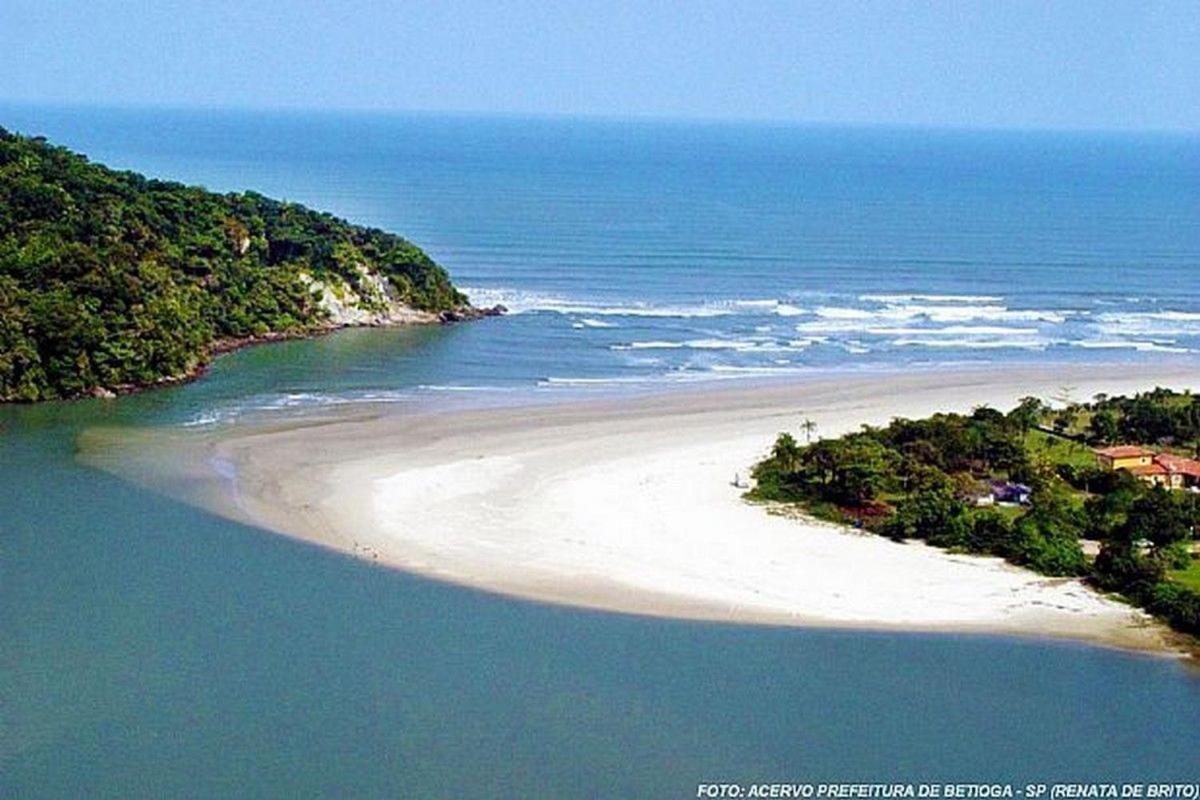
[2,107,1200,796]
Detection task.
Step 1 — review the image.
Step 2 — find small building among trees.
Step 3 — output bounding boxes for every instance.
[1094,445,1154,471]
[1095,445,1200,490]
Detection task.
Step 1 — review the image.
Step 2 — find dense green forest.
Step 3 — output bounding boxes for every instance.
[751,389,1200,637]
[0,127,467,401]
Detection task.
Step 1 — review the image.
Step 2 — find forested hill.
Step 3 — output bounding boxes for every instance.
[0,127,471,402]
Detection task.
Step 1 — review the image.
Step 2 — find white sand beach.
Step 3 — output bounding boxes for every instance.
[84,363,1200,653]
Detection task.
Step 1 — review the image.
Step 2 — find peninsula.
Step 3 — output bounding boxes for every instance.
[80,362,1200,655]
[0,128,487,402]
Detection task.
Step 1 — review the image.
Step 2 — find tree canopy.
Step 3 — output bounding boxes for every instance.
[749,390,1200,637]
[0,127,465,401]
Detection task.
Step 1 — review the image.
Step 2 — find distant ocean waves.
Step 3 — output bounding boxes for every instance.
[177,287,1199,427]
[465,286,1200,357]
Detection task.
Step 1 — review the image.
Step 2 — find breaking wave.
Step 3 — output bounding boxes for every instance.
[181,287,1199,426]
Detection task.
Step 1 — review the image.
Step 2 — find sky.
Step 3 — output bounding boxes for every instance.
[1,1,1197,132]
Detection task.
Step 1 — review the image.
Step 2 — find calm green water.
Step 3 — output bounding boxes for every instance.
[3,341,1200,798]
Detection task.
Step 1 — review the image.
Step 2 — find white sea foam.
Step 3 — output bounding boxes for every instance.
[613,337,819,353]
[683,338,753,350]
[180,389,429,427]
[729,299,806,316]
[181,412,222,428]
[621,356,664,367]
[910,305,1069,323]
[189,386,519,425]
[705,364,813,376]
[464,287,831,320]
[537,375,683,388]
[1149,311,1200,320]
[773,304,807,316]
[793,318,877,333]
[815,306,876,320]
[1093,311,1200,337]
[892,338,1049,350]
[867,325,1041,336]
[807,304,1069,327]
[416,384,517,392]
[465,286,1117,332]
[730,299,778,308]
[859,293,1004,304]
[612,341,685,350]
[1072,340,1192,354]
[462,287,733,318]
[540,361,822,387]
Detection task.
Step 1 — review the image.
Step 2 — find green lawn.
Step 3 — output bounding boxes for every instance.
[989,504,1027,521]
[1168,558,1200,592]
[1025,428,1097,470]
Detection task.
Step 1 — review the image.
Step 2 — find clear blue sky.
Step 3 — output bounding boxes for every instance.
[2,0,1197,131]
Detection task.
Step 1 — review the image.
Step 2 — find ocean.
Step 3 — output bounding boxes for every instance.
[1,105,1197,425]
[1,106,1199,796]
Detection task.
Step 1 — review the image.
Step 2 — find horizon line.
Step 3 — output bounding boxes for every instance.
[2,97,1198,138]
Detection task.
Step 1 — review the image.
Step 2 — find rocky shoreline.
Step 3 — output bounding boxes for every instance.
[436,304,507,323]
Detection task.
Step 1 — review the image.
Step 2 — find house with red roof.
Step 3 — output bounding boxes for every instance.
[1152,453,1200,490]
[1095,445,1200,490]
[1094,445,1154,472]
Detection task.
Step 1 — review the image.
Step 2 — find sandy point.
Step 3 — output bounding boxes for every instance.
[80,362,1200,656]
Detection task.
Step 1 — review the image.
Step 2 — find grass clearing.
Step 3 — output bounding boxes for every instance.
[1025,428,1096,470]
[1169,558,1200,592]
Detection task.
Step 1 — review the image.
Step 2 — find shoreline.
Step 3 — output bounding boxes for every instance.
[1,304,504,404]
[80,361,1200,655]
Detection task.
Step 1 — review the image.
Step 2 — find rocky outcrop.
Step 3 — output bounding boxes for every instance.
[299,267,506,329]
[438,304,507,323]
[299,267,438,327]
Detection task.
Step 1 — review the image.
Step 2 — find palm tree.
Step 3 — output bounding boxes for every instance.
[1051,385,1077,407]
[801,417,818,444]
[772,433,803,473]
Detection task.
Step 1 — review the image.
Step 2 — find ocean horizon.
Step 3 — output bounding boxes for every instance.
[2,104,1197,424]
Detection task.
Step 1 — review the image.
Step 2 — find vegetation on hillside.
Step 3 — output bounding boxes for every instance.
[750,389,1200,637]
[0,127,466,401]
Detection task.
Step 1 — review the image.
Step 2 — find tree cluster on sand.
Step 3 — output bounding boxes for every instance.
[750,389,1200,637]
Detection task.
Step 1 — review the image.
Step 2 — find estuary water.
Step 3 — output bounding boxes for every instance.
[1,106,1199,796]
